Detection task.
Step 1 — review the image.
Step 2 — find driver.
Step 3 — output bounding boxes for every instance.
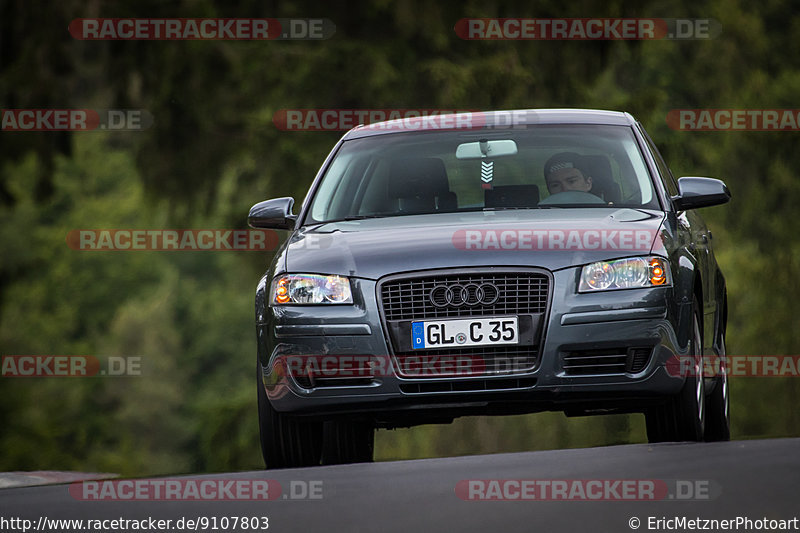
[543,152,594,195]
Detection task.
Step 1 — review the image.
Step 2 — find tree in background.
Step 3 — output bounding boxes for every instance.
[1,0,798,475]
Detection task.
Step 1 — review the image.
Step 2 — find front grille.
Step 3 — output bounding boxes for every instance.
[628,347,651,373]
[379,270,550,377]
[381,272,549,320]
[562,347,653,376]
[294,376,376,389]
[394,345,538,376]
[399,377,537,394]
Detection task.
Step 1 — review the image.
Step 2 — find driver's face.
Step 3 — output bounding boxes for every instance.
[546,167,592,194]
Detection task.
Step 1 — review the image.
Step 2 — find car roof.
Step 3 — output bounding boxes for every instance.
[342,108,636,140]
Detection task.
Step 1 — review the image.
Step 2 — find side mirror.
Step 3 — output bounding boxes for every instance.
[671,177,731,211]
[247,197,297,230]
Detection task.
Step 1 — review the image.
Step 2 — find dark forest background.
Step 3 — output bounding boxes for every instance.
[1,0,798,475]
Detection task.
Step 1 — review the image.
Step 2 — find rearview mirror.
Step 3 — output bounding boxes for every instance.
[247,197,297,230]
[671,177,731,211]
[456,139,518,159]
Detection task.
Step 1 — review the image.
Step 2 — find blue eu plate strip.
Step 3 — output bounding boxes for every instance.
[411,322,425,349]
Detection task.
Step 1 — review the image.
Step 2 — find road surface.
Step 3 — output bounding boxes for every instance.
[1,438,797,532]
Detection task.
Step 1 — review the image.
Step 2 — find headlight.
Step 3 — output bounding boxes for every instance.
[270,274,353,304]
[578,256,671,292]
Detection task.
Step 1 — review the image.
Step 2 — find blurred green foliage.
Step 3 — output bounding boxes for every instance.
[1,0,798,475]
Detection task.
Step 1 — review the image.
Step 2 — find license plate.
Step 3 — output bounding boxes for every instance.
[411,317,519,349]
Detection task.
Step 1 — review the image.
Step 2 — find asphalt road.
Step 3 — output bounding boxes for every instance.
[1,438,798,533]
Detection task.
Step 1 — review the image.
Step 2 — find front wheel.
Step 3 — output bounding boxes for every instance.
[646,298,705,442]
[704,331,731,441]
[257,363,323,469]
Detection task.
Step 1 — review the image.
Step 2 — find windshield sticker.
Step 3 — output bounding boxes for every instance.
[481,160,494,189]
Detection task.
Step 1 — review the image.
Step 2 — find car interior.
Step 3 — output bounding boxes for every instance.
[311,129,658,223]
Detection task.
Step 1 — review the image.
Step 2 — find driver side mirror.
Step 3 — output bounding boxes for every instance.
[247,197,297,230]
[671,177,731,211]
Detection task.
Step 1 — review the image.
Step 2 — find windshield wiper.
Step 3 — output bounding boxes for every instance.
[344,215,387,220]
[458,206,561,213]
[334,214,393,221]
[325,207,564,223]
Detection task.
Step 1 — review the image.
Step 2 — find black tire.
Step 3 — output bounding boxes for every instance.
[704,330,731,441]
[321,420,375,465]
[646,298,705,442]
[257,363,323,469]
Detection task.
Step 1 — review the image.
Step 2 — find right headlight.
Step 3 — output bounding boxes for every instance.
[270,273,353,305]
[578,256,671,293]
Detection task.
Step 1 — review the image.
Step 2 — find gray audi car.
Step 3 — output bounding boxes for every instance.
[250,109,731,468]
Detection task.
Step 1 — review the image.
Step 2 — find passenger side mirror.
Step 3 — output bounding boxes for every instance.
[247,197,297,230]
[671,177,731,211]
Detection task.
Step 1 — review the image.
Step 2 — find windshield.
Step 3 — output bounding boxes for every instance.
[306,125,659,224]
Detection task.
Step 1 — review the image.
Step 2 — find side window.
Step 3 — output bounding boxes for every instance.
[639,126,679,197]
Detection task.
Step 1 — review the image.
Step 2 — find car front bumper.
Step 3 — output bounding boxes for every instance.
[257,269,692,424]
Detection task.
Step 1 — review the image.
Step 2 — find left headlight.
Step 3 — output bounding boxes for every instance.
[578,256,671,293]
[270,274,353,305]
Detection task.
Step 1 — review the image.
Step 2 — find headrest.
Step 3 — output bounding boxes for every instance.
[388,157,450,198]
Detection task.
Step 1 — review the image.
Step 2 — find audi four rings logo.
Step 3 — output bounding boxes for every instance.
[430,283,500,307]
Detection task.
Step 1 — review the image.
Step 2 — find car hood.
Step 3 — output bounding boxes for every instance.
[284,208,666,280]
